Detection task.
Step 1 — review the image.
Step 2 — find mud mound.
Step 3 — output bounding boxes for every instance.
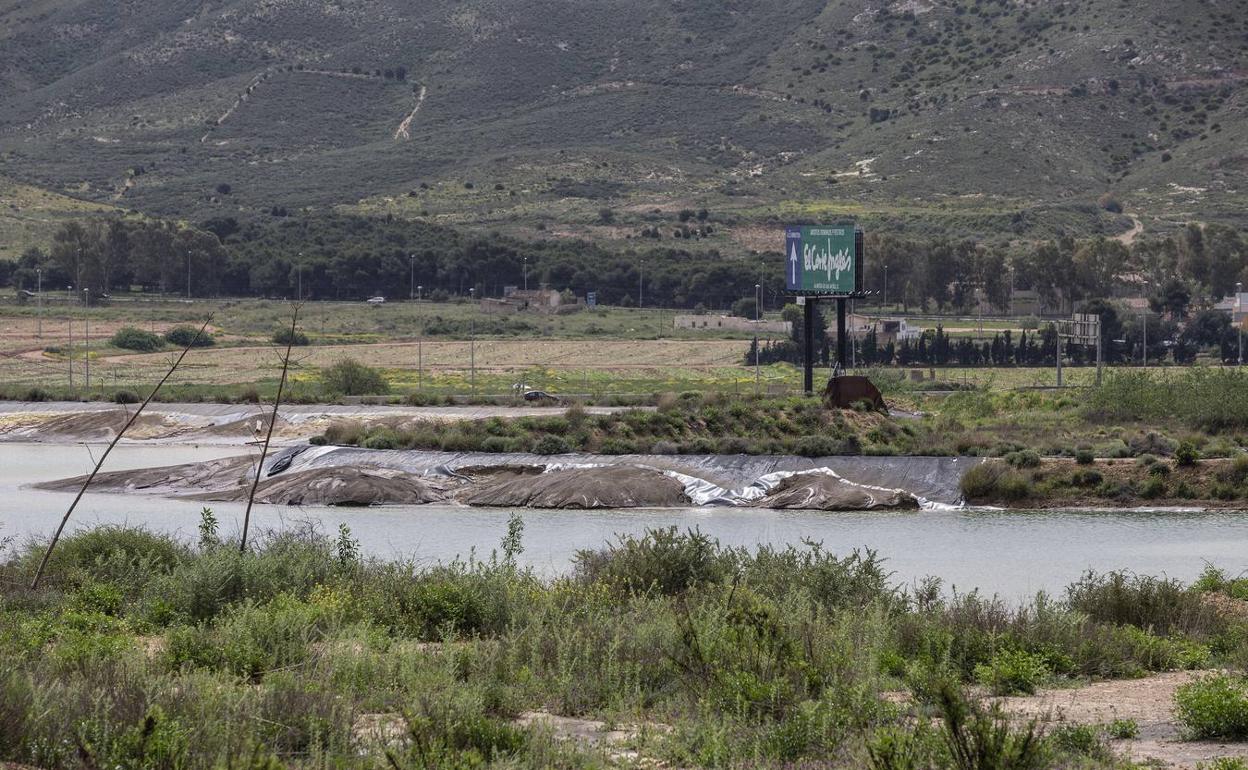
[757,472,919,510]
[463,465,689,509]
[36,455,255,494]
[193,467,442,506]
[11,410,183,441]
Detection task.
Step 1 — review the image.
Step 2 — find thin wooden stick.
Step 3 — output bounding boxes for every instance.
[239,304,300,553]
[31,315,214,589]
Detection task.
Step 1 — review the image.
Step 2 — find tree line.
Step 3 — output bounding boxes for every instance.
[3,215,1245,325]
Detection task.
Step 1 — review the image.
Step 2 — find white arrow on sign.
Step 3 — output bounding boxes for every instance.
[789,243,799,285]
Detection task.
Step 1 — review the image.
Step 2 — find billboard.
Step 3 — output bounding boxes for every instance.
[785,225,862,295]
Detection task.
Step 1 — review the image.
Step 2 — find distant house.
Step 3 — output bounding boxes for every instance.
[673,314,791,334]
[1214,292,1248,326]
[836,314,923,343]
[480,286,584,315]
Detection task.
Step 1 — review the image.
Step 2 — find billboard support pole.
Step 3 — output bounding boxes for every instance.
[836,298,847,375]
[803,299,815,395]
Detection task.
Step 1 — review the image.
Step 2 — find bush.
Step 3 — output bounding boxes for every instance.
[1005,449,1041,469]
[1140,475,1167,499]
[320,359,388,396]
[960,462,1031,502]
[272,327,310,346]
[1075,449,1095,465]
[1067,570,1221,637]
[531,435,571,455]
[164,325,215,347]
[1176,441,1201,467]
[1106,718,1139,739]
[112,390,140,404]
[974,648,1050,695]
[110,327,164,352]
[22,386,52,402]
[1174,675,1248,740]
[573,527,730,595]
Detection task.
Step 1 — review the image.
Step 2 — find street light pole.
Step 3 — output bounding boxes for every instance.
[36,268,42,339]
[410,254,416,300]
[883,264,888,310]
[523,257,528,292]
[297,252,303,302]
[638,261,644,308]
[82,288,90,390]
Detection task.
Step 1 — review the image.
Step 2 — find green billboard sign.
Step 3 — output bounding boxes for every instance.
[785,225,861,295]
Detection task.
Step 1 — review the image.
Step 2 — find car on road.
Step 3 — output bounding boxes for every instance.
[366,296,386,304]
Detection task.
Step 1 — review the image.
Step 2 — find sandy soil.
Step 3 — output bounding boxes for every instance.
[996,671,1248,768]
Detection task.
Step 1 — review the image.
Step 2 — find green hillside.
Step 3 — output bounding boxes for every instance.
[0,0,1244,249]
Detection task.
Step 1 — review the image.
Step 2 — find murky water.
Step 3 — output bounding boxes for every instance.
[2,444,1247,599]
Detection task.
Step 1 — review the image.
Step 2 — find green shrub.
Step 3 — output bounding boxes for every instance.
[573,527,730,595]
[959,462,1031,502]
[112,390,140,404]
[1075,449,1095,465]
[1174,675,1248,740]
[1005,450,1041,469]
[110,327,164,352]
[1067,570,1221,637]
[320,358,388,396]
[164,325,215,347]
[272,327,310,346]
[1048,723,1110,760]
[531,434,571,454]
[1176,441,1201,467]
[1140,475,1167,499]
[974,649,1050,695]
[1106,718,1139,739]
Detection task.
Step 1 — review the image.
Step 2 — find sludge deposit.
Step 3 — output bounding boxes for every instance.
[35,445,975,510]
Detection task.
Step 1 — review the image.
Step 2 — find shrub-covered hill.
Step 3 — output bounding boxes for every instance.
[0,0,1244,240]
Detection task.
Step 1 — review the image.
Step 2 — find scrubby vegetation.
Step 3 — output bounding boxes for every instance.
[109,326,164,352]
[321,393,870,456]
[164,325,215,347]
[1,523,1246,769]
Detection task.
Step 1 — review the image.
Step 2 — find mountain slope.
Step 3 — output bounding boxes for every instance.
[0,0,1244,245]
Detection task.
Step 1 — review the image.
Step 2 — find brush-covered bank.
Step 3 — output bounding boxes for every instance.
[2,521,1248,768]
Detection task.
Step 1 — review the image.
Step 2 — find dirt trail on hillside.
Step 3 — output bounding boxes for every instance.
[996,671,1248,768]
[1115,213,1144,245]
[394,85,428,140]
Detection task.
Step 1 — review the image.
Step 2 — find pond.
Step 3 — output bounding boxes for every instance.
[3,443,1246,599]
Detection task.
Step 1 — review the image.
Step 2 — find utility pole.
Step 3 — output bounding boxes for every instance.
[83,289,90,390]
[883,264,888,310]
[417,327,424,392]
[36,268,42,339]
[186,247,191,299]
[523,256,528,292]
[410,254,416,300]
[470,319,476,396]
[297,252,303,302]
[754,283,761,397]
[67,308,73,391]
[638,260,644,308]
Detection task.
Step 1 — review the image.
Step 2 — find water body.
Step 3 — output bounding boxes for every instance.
[2,443,1246,600]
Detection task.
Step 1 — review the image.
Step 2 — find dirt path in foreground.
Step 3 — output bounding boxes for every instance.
[996,671,1248,768]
